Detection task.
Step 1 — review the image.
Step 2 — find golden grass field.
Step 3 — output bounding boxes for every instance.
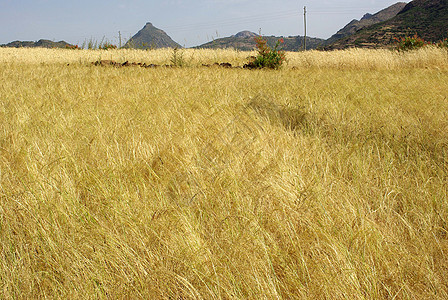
[1,47,447,299]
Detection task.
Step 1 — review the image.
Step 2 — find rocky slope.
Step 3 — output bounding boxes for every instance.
[327,0,448,49]
[326,2,407,45]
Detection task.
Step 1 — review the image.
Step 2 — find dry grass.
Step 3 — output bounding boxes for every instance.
[0,47,447,299]
[1,46,448,69]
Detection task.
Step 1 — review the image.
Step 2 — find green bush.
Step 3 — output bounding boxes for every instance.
[395,34,430,51]
[65,45,80,50]
[170,47,185,67]
[437,38,448,49]
[246,36,286,69]
[99,43,117,50]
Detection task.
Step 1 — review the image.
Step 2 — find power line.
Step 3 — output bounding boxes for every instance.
[157,6,390,33]
[163,11,298,32]
[67,6,390,44]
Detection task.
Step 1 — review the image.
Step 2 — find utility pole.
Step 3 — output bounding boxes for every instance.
[303,6,307,51]
[119,31,122,48]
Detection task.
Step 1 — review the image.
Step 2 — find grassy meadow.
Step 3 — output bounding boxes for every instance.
[1,47,448,299]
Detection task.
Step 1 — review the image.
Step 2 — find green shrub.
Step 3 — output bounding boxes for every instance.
[170,47,186,67]
[98,43,117,50]
[246,36,286,69]
[395,34,430,51]
[65,45,80,50]
[437,38,448,49]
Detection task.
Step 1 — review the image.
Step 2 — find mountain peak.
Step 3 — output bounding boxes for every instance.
[234,31,258,38]
[361,13,373,20]
[125,22,181,49]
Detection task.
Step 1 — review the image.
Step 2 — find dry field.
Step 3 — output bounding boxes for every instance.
[1,47,448,299]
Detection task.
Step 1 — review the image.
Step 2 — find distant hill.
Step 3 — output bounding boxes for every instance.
[196,31,325,51]
[325,2,407,45]
[0,39,73,48]
[327,0,448,49]
[125,22,182,49]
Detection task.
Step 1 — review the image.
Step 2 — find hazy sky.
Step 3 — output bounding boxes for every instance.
[0,0,407,47]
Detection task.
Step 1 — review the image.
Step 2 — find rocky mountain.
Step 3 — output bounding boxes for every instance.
[234,31,258,38]
[325,2,407,45]
[196,31,325,51]
[0,39,73,48]
[125,22,182,49]
[327,0,448,49]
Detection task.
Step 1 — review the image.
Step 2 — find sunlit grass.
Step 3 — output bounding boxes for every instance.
[0,47,447,299]
[1,46,447,69]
